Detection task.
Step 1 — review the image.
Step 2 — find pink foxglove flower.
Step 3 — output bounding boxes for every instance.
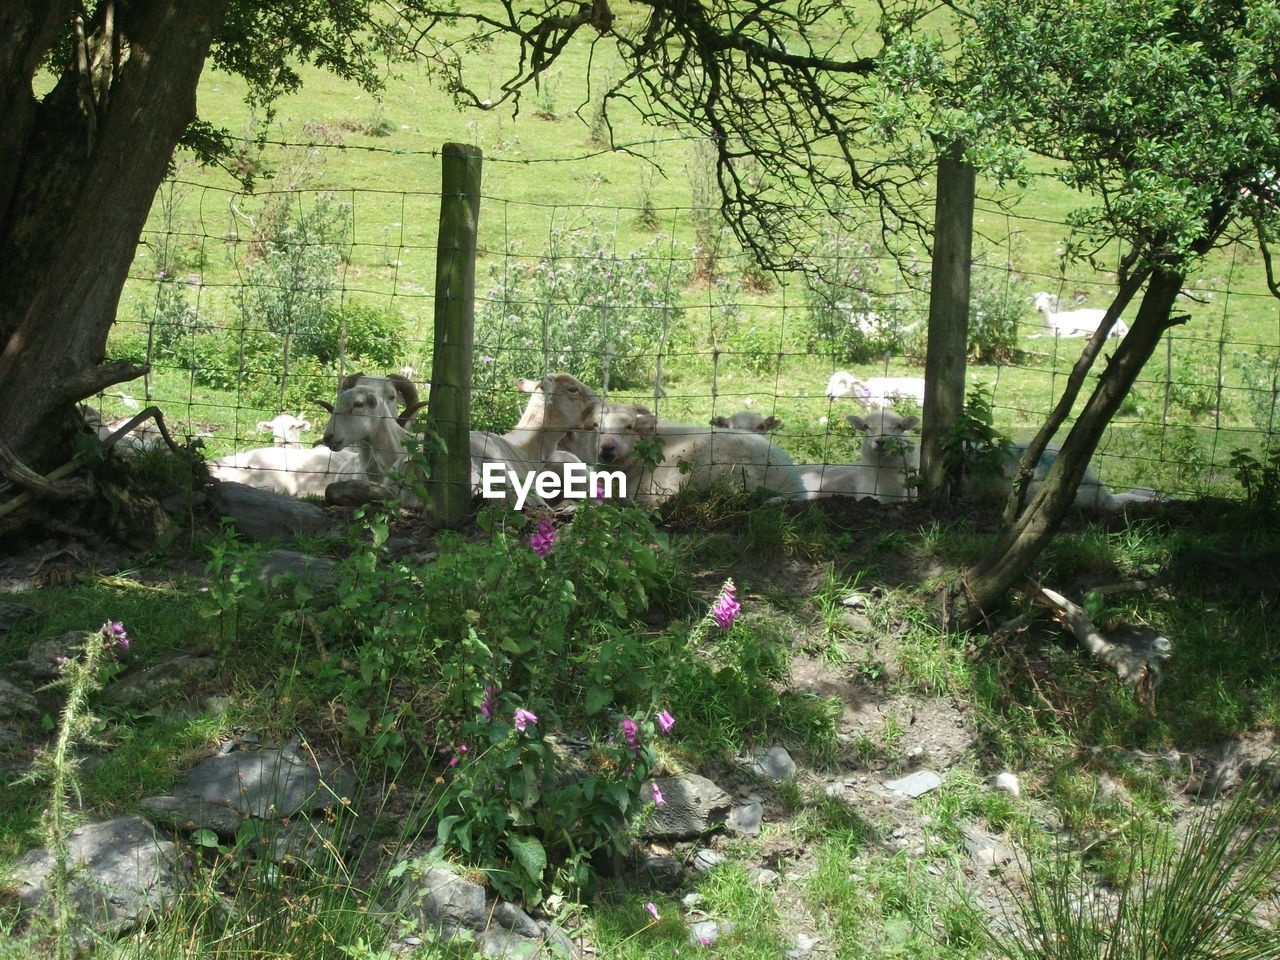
[513,708,538,732]
[593,477,608,503]
[645,902,660,921]
[621,716,640,751]
[656,710,675,734]
[480,685,498,722]
[449,745,469,767]
[712,580,740,630]
[530,519,556,557]
[651,782,665,807]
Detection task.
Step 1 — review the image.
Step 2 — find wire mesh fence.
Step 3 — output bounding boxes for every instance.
[99,139,1280,503]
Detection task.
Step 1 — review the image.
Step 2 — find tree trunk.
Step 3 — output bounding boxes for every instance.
[946,268,1186,629]
[0,0,229,478]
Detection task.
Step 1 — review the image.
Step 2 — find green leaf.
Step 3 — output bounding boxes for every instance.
[506,834,547,885]
[192,828,221,848]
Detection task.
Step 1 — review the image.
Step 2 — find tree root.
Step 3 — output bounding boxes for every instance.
[1019,578,1171,707]
[0,406,187,521]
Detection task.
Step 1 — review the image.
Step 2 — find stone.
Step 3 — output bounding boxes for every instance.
[166,745,353,820]
[639,855,683,891]
[787,932,822,958]
[991,771,1021,798]
[750,746,797,780]
[725,800,764,836]
[104,653,216,708]
[637,774,732,840]
[15,816,178,943]
[0,676,38,719]
[210,481,330,542]
[138,795,245,837]
[692,848,727,873]
[396,864,574,958]
[14,630,98,680]
[884,770,943,798]
[688,919,733,945]
[961,824,1013,867]
[0,602,37,634]
[257,549,336,591]
[747,866,780,887]
[325,479,398,508]
[397,865,490,935]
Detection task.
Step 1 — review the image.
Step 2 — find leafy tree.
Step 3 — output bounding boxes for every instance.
[901,0,1280,626]
[0,1,395,489]
[0,0,935,498]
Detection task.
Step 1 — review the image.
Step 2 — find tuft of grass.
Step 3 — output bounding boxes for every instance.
[963,776,1280,960]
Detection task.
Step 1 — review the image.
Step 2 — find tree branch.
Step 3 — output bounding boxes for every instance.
[63,360,150,405]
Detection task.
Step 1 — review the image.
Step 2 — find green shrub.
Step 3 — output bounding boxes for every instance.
[313,302,404,369]
[203,498,811,905]
[802,220,924,363]
[473,226,689,430]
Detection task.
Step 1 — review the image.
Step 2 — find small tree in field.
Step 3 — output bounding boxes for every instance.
[894,0,1280,626]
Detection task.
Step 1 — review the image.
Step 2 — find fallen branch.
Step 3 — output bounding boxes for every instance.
[1021,578,1171,706]
[0,406,188,521]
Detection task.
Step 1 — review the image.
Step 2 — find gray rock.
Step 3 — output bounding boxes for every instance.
[688,919,733,945]
[398,865,490,935]
[991,771,1021,798]
[397,864,572,958]
[0,676,38,719]
[138,795,244,837]
[961,824,1013,867]
[692,848,727,873]
[15,630,98,680]
[885,770,943,798]
[103,653,216,708]
[15,816,177,942]
[787,932,821,958]
[491,901,542,939]
[210,481,330,542]
[637,774,732,840]
[0,602,37,634]
[747,866,780,887]
[750,746,797,780]
[725,800,764,836]
[168,745,352,819]
[257,549,336,591]
[639,854,683,890]
[325,479,398,508]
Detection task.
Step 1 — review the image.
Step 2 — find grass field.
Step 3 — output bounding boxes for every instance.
[82,24,1280,502]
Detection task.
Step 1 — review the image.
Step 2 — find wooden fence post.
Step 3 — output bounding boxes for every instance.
[427,143,482,526]
[920,142,975,502]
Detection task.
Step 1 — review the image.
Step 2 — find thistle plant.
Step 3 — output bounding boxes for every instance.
[21,622,130,957]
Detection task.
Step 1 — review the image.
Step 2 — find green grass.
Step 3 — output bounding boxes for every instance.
[81,10,1280,499]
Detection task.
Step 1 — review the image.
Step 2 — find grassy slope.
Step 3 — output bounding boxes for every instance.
[90,14,1279,497]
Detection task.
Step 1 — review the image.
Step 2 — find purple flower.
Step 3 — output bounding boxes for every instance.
[621,716,640,751]
[656,710,675,734]
[593,477,608,503]
[513,708,538,732]
[651,783,665,807]
[712,580,740,631]
[449,745,469,767]
[645,902,660,921]
[530,519,556,557]
[101,621,129,651]
[480,685,498,722]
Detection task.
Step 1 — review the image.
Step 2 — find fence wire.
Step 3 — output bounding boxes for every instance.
[100,141,1280,503]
